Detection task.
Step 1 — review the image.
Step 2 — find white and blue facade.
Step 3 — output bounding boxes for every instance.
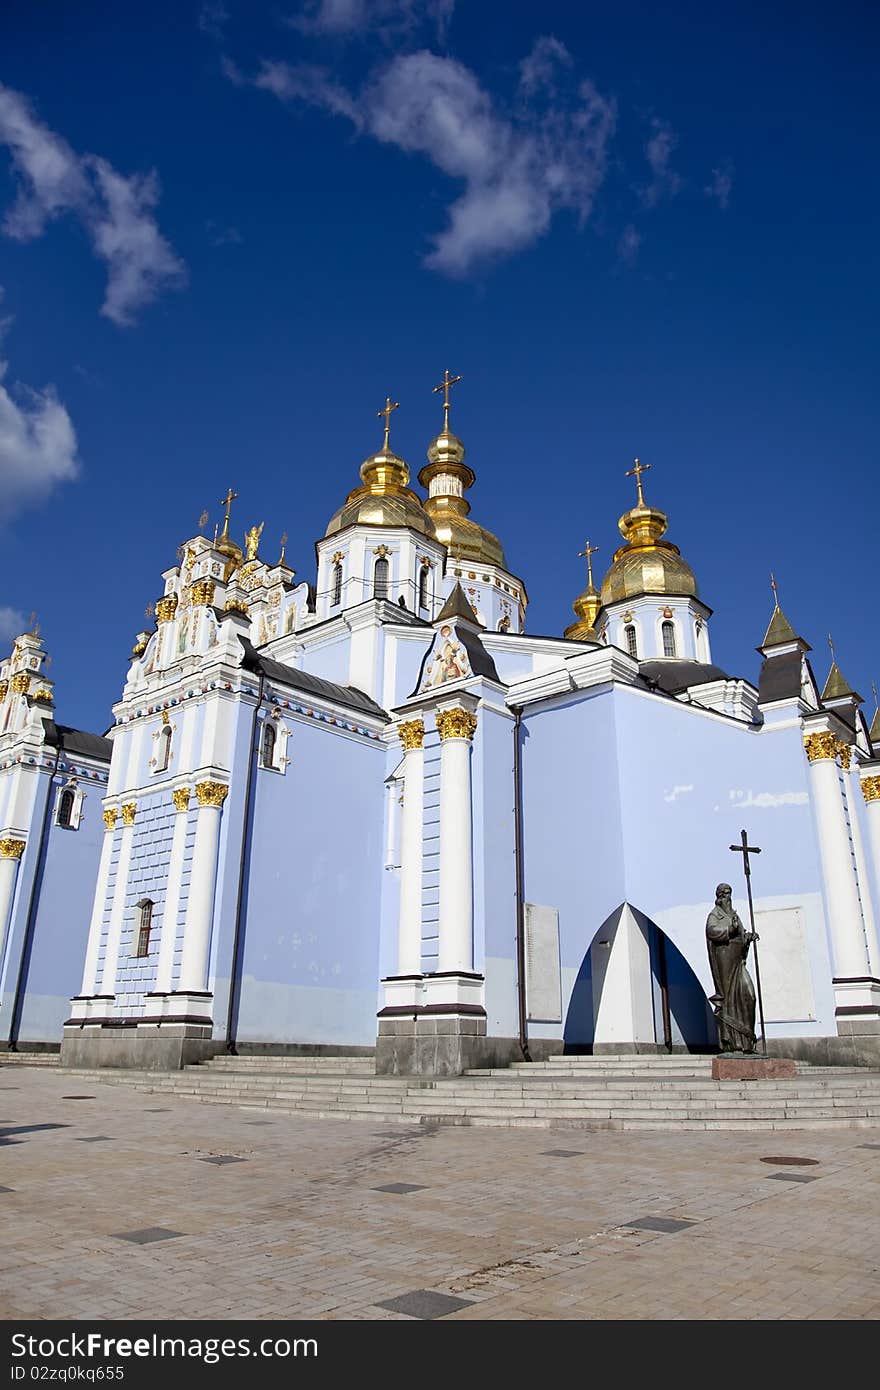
[7,418,878,1072]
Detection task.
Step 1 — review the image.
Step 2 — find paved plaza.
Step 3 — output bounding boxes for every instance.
[1,1063,879,1321]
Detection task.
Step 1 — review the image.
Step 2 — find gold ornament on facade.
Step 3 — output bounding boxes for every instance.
[861,776,880,804]
[224,596,249,615]
[10,673,30,694]
[195,780,229,808]
[121,802,137,826]
[803,732,838,763]
[191,580,216,607]
[160,709,170,726]
[0,837,26,860]
[102,808,118,831]
[172,786,191,812]
[836,740,852,771]
[244,522,264,562]
[131,635,148,657]
[32,687,53,703]
[0,680,7,701]
[156,595,178,624]
[398,719,425,751]
[373,544,391,558]
[436,707,478,742]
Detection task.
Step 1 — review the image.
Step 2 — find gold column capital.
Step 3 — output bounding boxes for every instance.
[436,707,478,742]
[10,673,30,695]
[837,739,852,771]
[398,719,425,751]
[862,775,880,804]
[172,786,191,812]
[102,808,118,831]
[156,595,178,623]
[804,731,838,763]
[195,780,229,808]
[191,580,216,607]
[0,837,26,860]
[121,802,137,826]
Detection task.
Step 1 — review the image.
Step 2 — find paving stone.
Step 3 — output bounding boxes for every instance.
[376,1290,475,1319]
[371,1183,428,1194]
[622,1216,700,1234]
[111,1227,185,1244]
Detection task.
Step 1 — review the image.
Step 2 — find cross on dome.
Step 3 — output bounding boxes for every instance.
[377,397,400,451]
[432,369,462,432]
[625,457,651,507]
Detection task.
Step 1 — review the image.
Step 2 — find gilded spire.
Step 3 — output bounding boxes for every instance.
[565,539,602,641]
[761,573,800,649]
[419,370,505,567]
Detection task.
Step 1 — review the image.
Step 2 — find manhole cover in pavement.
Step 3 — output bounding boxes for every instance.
[759,1156,819,1166]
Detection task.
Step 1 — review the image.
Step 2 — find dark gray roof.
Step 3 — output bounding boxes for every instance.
[42,720,112,762]
[435,583,480,625]
[639,659,730,695]
[456,625,501,684]
[757,650,803,705]
[239,639,388,720]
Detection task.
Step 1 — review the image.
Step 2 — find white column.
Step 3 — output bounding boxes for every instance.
[155,787,192,993]
[98,802,137,995]
[178,780,228,993]
[805,735,869,977]
[844,764,880,977]
[397,721,425,975]
[0,837,26,945]
[860,772,880,974]
[79,811,117,994]
[436,705,477,974]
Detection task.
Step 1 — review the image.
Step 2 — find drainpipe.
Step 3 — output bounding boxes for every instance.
[224,671,265,1054]
[8,743,62,1050]
[512,706,531,1062]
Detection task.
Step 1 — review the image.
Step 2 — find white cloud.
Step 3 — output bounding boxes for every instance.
[705,163,733,209]
[0,84,185,325]
[251,46,615,275]
[198,1,229,40]
[519,36,572,96]
[0,606,27,642]
[289,0,454,39]
[642,117,681,207]
[0,362,79,523]
[617,222,640,264]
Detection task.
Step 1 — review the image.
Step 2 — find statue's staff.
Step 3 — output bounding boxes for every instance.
[729,828,767,1055]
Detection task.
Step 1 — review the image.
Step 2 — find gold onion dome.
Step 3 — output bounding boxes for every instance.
[215,486,244,575]
[599,459,697,605]
[565,540,602,641]
[417,371,506,568]
[325,398,437,540]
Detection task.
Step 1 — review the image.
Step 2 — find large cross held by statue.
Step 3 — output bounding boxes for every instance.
[729,828,767,1055]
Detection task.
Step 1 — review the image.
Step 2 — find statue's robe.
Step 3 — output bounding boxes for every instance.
[706,904,756,1053]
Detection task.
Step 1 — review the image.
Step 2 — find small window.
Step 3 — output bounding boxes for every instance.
[418,566,429,610]
[261,720,277,769]
[331,561,343,607]
[156,724,172,772]
[625,624,638,659]
[135,900,153,958]
[661,620,677,658]
[57,786,76,829]
[373,556,389,601]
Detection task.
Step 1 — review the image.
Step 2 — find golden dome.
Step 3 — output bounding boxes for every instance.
[599,497,697,605]
[418,428,506,568]
[325,403,438,541]
[564,585,601,641]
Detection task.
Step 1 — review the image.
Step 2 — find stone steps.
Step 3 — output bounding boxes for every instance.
[0,1052,60,1066]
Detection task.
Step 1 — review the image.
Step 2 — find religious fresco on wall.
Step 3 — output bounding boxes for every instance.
[421,624,472,690]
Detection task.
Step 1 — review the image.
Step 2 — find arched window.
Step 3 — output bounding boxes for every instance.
[135,900,153,958]
[156,724,172,772]
[261,720,277,770]
[331,561,343,607]
[624,625,638,659]
[418,565,429,610]
[57,786,76,829]
[661,620,677,658]
[373,556,389,601]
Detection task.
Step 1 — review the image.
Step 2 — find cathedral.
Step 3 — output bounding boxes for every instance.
[1,375,879,1074]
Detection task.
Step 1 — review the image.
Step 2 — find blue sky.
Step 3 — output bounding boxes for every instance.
[0,0,877,733]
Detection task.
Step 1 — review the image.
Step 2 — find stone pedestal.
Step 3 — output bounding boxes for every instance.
[712,1055,797,1080]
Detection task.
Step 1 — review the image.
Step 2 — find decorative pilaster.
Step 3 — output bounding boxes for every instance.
[804,733,876,1020]
[436,706,478,973]
[0,837,26,949]
[177,780,229,998]
[97,800,137,995]
[78,813,118,997]
[861,773,880,975]
[396,721,425,977]
[151,788,192,999]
